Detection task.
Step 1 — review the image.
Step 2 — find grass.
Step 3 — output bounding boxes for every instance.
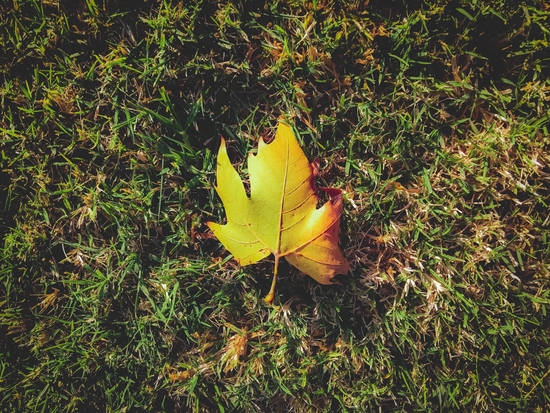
[1,0,549,411]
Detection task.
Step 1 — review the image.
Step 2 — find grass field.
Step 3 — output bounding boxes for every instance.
[1,0,550,411]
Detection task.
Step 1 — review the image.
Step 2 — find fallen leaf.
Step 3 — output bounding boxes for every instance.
[168,370,194,382]
[207,121,349,303]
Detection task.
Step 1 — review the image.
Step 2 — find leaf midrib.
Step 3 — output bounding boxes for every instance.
[274,135,290,259]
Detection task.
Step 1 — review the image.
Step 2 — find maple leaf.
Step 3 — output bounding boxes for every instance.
[207,121,349,303]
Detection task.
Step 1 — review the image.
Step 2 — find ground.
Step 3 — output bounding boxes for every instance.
[1,0,549,412]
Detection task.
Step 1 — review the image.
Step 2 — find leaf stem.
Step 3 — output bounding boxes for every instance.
[264,255,279,304]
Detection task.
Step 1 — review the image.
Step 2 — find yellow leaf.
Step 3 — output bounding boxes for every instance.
[207,121,349,302]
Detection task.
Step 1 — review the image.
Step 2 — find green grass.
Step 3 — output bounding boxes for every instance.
[1,0,550,411]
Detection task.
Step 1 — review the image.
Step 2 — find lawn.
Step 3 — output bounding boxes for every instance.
[1,0,549,411]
